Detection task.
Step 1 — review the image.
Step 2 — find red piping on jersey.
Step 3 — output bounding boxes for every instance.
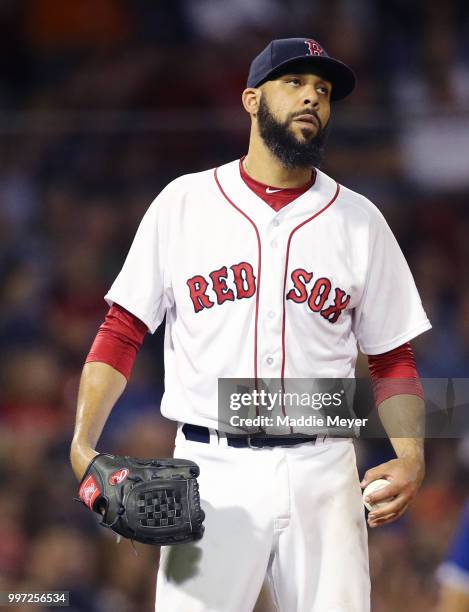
[280,182,341,431]
[214,167,262,382]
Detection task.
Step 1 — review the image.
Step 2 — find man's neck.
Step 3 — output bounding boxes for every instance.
[243,139,312,189]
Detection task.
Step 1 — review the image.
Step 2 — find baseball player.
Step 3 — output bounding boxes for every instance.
[71,38,431,611]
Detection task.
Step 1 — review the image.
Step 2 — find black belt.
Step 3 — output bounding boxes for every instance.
[182,424,318,448]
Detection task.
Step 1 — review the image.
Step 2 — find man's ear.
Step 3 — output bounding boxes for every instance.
[242,88,261,116]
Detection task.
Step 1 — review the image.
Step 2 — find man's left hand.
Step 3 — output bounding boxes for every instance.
[360,455,425,528]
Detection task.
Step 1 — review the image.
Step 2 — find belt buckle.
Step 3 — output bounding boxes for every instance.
[247,435,263,449]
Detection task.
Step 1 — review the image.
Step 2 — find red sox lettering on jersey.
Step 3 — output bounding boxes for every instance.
[187,262,350,323]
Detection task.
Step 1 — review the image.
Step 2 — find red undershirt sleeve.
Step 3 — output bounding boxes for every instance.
[85,304,148,381]
[367,342,424,406]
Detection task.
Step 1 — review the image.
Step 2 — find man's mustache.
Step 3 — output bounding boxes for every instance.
[289,111,323,130]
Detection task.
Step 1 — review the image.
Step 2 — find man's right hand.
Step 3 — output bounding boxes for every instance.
[70,362,128,480]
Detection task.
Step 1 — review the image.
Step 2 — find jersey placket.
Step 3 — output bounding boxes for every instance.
[257,214,287,380]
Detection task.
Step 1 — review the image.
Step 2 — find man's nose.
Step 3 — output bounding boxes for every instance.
[302,86,320,108]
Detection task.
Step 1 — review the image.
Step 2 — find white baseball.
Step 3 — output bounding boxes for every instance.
[362,478,394,512]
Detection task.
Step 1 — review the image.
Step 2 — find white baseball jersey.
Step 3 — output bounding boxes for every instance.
[105,159,431,428]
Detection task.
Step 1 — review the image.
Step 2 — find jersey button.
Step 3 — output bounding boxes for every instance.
[270,239,278,248]
[273,219,280,227]
[268,311,275,319]
[266,357,274,365]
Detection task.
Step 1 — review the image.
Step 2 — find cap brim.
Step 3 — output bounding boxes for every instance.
[254,55,356,101]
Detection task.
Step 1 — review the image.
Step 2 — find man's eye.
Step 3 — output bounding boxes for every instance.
[287,78,301,86]
[317,86,330,95]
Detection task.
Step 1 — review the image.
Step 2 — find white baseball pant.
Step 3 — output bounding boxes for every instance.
[155,428,370,612]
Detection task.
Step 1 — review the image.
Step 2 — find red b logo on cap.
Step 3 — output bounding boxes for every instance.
[305,40,323,56]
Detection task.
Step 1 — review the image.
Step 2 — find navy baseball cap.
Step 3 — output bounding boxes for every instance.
[247,38,356,101]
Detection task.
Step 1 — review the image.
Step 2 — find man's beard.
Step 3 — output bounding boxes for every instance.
[257,96,329,169]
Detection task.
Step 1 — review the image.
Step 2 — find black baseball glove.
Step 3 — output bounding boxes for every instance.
[77,454,205,545]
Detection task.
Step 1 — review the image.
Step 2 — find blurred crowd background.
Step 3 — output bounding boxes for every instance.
[0,1,469,611]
